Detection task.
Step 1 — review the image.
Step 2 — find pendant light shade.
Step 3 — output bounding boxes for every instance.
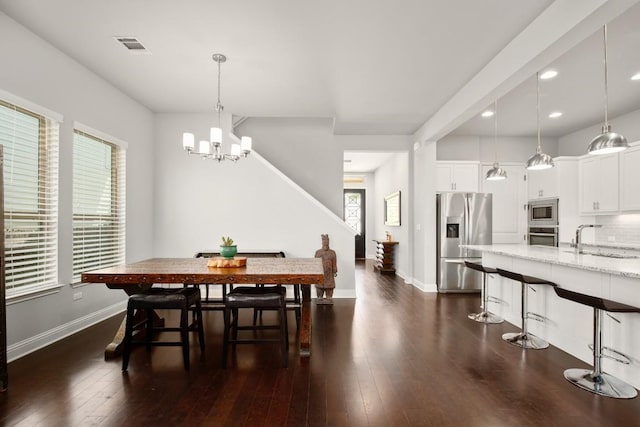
[526,72,554,171]
[526,148,554,170]
[588,25,628,155]
[486,99,507,181]
[486,162,507,180]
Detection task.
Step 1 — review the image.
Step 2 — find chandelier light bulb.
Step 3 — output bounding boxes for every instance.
[199,140,210,155]
[182,132,195,150]
[210,127,222,144]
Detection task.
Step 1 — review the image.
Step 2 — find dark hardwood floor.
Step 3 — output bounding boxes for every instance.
[2,259,640,426]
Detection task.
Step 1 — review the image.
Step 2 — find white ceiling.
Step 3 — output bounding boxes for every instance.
[344,152,395,173]
[452,1,640,137]
[0,0,553,136]
[1,0,639,162]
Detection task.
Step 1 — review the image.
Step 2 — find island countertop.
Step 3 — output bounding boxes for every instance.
[463,244,640,279]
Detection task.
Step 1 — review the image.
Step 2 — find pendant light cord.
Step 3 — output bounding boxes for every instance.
[603,25,609,127]
[536,71,541,152]
[216,56,223,125]
[493,99,498,163]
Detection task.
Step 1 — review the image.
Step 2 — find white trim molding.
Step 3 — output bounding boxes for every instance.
[7,301,126,362]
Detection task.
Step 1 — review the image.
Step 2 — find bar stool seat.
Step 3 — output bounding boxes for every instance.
[122,287,205,371]
[497,268,556,349]
[222,286,288,368]
[554,286,639,399]
[464,261,503,324]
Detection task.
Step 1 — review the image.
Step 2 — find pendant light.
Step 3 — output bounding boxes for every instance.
[486,99,507,181]
[526,72,554,170]
[587,25,628,155]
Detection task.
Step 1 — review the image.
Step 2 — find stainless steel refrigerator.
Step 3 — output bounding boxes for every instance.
[436,193,492,293]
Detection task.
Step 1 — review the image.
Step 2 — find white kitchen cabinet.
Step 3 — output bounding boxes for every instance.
[436,162,479,192]
[620,143,640,212]
[481,163,527,244]
[527,167,557,200]
[579,153,619,214]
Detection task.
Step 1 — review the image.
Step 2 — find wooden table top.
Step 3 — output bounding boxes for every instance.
[81,257,325,286]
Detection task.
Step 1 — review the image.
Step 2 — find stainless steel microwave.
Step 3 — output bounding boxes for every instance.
[528,198,558,226]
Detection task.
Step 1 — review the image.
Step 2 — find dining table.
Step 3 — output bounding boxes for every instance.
[81,257,325,360]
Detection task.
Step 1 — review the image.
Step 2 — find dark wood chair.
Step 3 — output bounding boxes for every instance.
[222,286,288,368]
[122,287,204,371]
[193,251,301,328]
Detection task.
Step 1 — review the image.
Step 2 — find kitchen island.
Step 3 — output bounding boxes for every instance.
[464,244,640,389]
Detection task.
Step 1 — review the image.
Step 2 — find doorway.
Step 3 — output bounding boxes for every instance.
[344,189,366,259]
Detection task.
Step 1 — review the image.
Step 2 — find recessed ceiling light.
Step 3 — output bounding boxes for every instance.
[540,70,558,80]
[548,111,563,118]
[631,72,640,81]
[481,110,494,118]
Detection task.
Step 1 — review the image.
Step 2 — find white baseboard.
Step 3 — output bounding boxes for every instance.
[411,279,438,292]
[8,301,127,362]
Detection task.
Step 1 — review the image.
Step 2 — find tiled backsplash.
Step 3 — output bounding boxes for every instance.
[595,215,640,245]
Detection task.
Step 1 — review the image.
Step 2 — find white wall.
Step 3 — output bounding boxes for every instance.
[153,113,356,297]
[0,11,154,360]
[235,118,344,217]
[438,135,559,162]
[413,141,437,291]
[559,108,640,156]
[372,152,410,279]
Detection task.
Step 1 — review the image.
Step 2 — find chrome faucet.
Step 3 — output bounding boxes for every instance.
[575,224,602,254]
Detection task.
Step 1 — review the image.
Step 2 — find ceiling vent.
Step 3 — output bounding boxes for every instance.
[114,37,150,54]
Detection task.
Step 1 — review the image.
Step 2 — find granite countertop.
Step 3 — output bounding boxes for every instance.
[464,244,640,279]
[559,241,640,251]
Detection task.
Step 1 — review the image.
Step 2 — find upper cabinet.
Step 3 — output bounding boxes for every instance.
[436,162,479,192]
[527,167,557,200]
[481,163,527,244]
[579,153,619,215]
[620,143,640,212]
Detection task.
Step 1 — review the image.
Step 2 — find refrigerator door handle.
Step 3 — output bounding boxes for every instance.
[464,194,470,256]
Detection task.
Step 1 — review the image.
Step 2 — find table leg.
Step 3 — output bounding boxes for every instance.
[299,285,312,358]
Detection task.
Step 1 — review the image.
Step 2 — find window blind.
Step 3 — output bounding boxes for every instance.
[0,100,59,295]
[72,130,126,283]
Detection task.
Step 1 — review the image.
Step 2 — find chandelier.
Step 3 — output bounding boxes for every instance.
[182,53,252,161]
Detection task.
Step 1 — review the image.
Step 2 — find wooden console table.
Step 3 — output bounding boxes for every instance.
[373,240,398,275]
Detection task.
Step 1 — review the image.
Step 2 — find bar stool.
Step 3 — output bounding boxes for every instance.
[222,286,288,368]
[122,287,205,371]
[496,268,556,349]
[464,261,503,324]
[554,287,639,399]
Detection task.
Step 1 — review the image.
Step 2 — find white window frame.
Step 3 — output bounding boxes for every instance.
[72,125,126,284]
[0,94,60,300]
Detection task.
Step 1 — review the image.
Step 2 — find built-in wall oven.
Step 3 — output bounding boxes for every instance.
[528,198,559,246]
[528,226,558,247]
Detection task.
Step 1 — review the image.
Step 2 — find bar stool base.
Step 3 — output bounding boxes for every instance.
[502,332,549,349]
[564,368,637,399]
[468,311,503,324]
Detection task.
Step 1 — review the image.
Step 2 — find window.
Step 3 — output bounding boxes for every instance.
[0,99,59,296]
[72,130,126,283]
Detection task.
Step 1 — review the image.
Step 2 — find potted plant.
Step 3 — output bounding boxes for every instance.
[220,236,237,259]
